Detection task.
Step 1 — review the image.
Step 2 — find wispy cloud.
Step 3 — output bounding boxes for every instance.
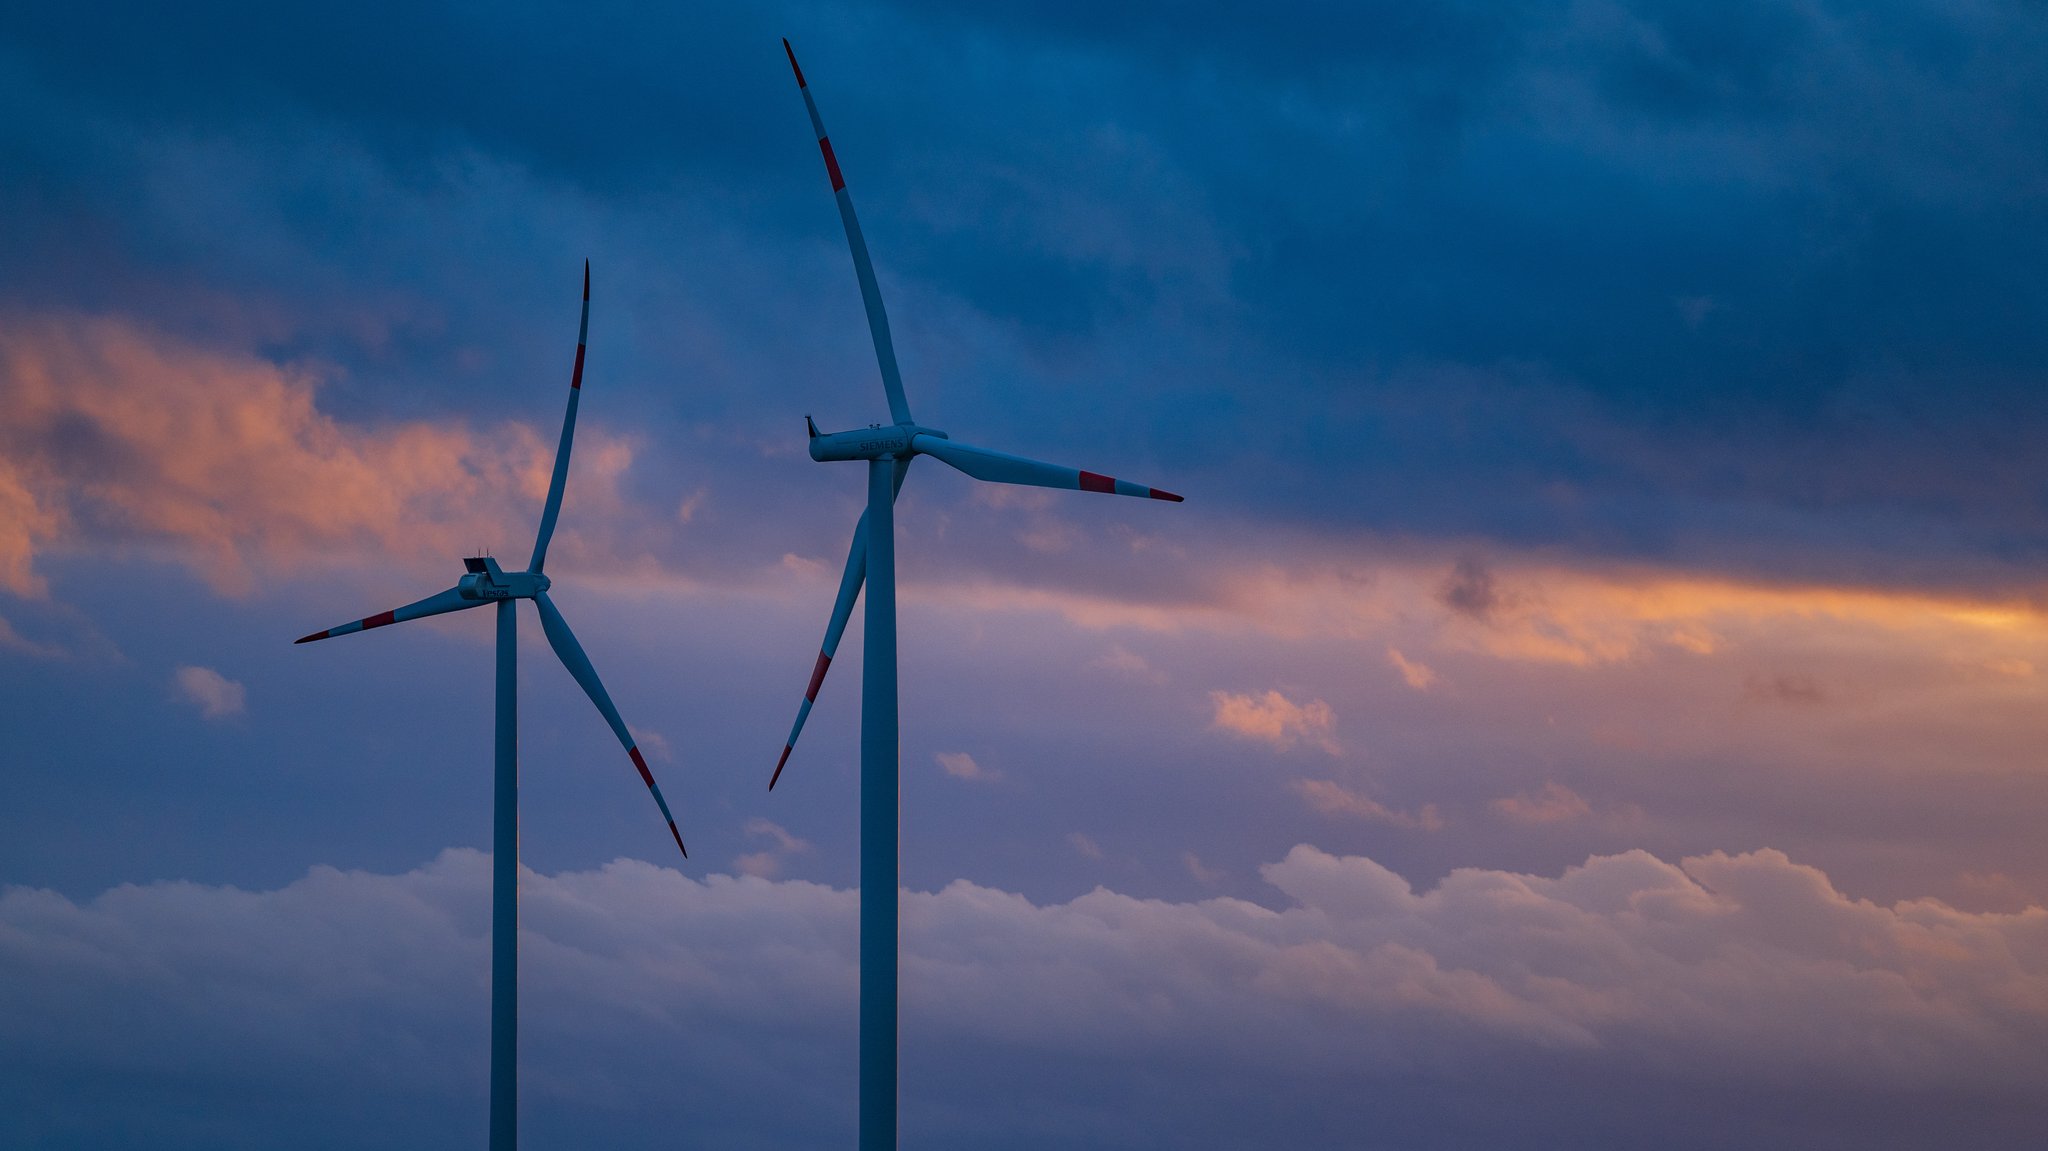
[1292,779,1442,830]
[1182,851,1223,886]
[0,614,66,659]
[675,488,707,525]
[1090,644,1166,684]
[1490,782,1593,825]
[732,817,813,880]
[172,665,245,719]
[1386,646,1438,690]
[935,751,1000,782]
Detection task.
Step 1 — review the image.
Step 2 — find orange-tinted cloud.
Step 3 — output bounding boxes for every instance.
[1210,689,1341,754]
[1387,646,1438,690]
[0,312,640,597]
[0,460,57,596]
[913,542,2048,682]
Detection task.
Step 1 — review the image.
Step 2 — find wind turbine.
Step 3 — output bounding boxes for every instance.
[774,41,1182,1150]
[293,263,685,1151]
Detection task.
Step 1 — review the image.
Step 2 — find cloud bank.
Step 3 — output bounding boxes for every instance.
[1,842,2041,1149]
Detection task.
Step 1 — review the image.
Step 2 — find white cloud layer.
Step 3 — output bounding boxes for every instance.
[1,844,2042,1149]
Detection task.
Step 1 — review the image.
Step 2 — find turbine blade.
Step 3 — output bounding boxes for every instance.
[533,591,687,858]
[529,260,591,573]
[783,39,915,427]
[773,525,863,789]
[294,585,482,643]
[910,434,1183,502]
[772,457,910,788]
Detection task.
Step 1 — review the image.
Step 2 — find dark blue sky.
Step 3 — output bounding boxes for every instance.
[3,2,2047,1148]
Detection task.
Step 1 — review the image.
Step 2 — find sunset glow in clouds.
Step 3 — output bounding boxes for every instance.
[4,1,2048,1148]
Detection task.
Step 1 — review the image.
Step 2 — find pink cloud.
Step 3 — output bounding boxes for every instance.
[1210,689,1341,754]
[1386,646,1438,690]
[732,818,813,879]
[0,460,57,596]
[1292,779,1443,830]
[1491,782,1594,825]
[0,312,642,596]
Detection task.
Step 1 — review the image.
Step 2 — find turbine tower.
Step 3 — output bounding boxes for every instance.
[775,41,1181,1150]
[294,264,685,1151]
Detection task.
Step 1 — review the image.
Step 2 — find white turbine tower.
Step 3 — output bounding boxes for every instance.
[294,264,684,1151]
[773,41,1183,1150]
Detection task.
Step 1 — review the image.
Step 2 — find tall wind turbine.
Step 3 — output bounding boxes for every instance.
[775,41,1182,1150]
[294,263,685,1151]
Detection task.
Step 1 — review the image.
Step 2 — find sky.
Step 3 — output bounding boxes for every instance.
[3,1,2047,1146]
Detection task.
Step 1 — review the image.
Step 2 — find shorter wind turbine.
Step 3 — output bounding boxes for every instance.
[773,40,1182,1151]
[294,263,684,1151]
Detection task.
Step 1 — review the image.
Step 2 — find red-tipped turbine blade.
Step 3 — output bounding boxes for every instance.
[772,458,910,788]
[294,585,481,644]
[528,262,591,573]
[773,522,864,789]
[909,434,1183,502]
[782,39,915,427]
[534,591,687,859]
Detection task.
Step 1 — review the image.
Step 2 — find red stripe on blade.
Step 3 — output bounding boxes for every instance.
[363,610,397,630]
[770,745,793,790]
[1078,471,1115,494]
[293,630,330,644]
[820,138,845,191]
[582,260,590,300]
[1150,488,1185,502]
[783,39,806,88]
[570,344,585,390]
[669,821,687,858]
[629,747,656,788]
[805,652,831,701]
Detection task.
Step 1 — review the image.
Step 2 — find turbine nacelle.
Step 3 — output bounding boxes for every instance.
[458,556,550,601]
[808,420,949,462]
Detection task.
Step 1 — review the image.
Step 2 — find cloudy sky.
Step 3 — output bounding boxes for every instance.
[4,1,2048,1146]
